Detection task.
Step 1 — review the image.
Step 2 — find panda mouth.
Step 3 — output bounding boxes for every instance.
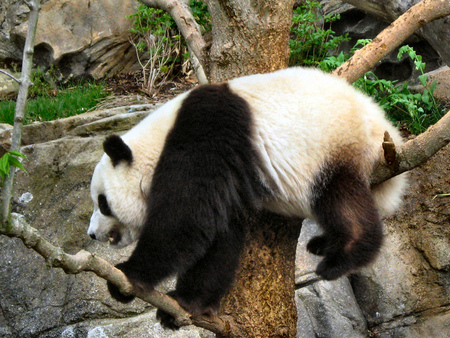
[108,229,122,246]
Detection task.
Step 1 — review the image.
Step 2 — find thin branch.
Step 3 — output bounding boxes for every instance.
[139,0,209,84]
[332,0,450,83]
[0,0,40,224]
[0,69,21,84]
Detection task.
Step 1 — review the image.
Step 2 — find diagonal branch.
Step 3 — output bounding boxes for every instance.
[332,0,450,83]
[0,213,240,335]
[139,0,208,84]
[0,69,21,84]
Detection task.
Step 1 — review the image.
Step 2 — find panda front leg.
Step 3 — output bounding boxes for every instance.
[106,218,220,304]
[308,164,383,280]
[156,218,246,329]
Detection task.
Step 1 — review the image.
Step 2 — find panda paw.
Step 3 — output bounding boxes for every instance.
[107,263,136,303]
[156,291,218,330]
[315,254,352,281]
[156,291,182,330]
[306,235,329,256]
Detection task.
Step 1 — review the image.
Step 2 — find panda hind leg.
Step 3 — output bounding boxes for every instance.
[308,164,383,280]
[156,218,246,329]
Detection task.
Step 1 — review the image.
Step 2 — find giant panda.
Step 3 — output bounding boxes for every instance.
[87,67,406,329]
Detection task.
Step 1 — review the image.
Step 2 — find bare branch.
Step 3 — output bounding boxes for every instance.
[371,109,450,185]
[333,0,450,83]
[0,69,21,84]
[0,213,241,335]
[139,0,208,83]
[1,0,40,223]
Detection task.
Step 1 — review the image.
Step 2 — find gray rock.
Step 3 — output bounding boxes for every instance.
[295,220,368,338]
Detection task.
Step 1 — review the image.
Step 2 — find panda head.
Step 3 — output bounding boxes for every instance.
[87,135,150,248]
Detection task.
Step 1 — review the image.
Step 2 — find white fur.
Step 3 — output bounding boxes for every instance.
[88,67,407,247]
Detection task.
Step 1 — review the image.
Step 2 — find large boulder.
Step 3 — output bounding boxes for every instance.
[0,0,139,79]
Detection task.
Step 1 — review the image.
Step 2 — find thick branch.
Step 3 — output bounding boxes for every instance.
[371,109,450,184]
[139,0,208,84]
[333,0,450,83]
[0,213,241,335]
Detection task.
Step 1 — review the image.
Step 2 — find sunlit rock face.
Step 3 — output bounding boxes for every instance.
[0,0,139,79]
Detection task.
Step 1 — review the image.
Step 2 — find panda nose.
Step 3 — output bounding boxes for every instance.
[89,233,96,240]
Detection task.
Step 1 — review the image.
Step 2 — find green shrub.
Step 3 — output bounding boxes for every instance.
[289,1,445,135]
[128,1,210,94]
[290,0,349,67]
[353,45,444,134]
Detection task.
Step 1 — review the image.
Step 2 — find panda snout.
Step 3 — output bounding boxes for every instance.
[89,233,96,240]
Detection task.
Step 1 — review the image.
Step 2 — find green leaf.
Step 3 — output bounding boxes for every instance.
[7,150,28,160]
[8,156,27,173]
[0,154,10,175]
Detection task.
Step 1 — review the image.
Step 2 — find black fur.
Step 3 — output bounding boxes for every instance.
[308,163,383,280]
[108,84,264,328]
[103,135,133,167]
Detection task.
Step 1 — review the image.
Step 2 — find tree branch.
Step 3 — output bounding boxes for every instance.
[371,109,450,185]
[0,69,21,84]
[332,0,450,83]
[139,0,208,84]
[0,213,241,335]
[0,0,40,224]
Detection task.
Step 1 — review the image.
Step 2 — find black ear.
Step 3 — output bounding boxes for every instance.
[103,135,133,167]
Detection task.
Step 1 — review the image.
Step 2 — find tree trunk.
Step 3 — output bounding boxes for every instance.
[200,1,300,336]
[205,0,296,82]
[219,212,302,337]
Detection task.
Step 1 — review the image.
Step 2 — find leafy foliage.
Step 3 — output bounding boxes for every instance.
[289,2,445,134]
[128,1,210,95]
[289,0,349,67]
[0,151,27,186]
[353,45,444,134]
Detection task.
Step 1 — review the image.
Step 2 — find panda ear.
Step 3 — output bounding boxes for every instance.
[103,135,133,167]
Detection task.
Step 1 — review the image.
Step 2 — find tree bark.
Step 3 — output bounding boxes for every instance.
[219,212,302,337]
[204,0,296,82]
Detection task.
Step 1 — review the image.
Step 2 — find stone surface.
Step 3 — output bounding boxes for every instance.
[351,143,450,336]
[0,0,139,79]
[295,220,368,338]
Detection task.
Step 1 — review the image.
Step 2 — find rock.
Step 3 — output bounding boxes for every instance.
[0,0,140,79]
[427,66,450,102]
[351,143,450,335]
[295,220,368,338]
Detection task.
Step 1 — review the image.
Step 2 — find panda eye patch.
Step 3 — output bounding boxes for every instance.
[98,194,113,216]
